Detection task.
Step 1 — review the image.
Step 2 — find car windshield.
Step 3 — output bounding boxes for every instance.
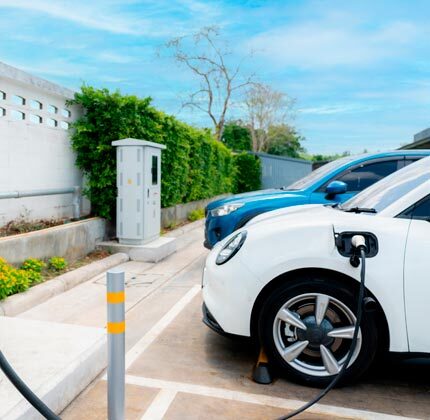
[286,155,358,190]
[340,157,430,213]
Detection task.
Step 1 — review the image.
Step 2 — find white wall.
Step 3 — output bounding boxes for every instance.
[0,62,90,227]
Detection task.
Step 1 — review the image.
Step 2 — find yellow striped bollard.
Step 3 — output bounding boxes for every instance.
[107,268,125,420]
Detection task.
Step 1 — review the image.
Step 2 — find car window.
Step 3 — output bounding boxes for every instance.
[335,160,399,192]
[404,158,420,167]
[286,155,357,190]
[400,195,430,221]
[341,157,430,213]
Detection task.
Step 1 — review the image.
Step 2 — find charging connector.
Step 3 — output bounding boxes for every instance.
[351,235,367,250]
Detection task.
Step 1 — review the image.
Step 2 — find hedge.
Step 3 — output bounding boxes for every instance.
[233,153,261,193]
[69,87,234,220]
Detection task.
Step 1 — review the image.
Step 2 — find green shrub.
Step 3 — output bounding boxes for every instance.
[26,270,43,285]
[188,208,205,222]
[21,258,45,273]
[48,257,68,271]
[68,86,234,220]
[21,258,46,285]
[222,122,252,151]
[0,258,31,300]
[233,153,261,193]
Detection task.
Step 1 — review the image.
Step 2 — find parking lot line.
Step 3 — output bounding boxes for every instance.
[140,388,177,420]
[125,285,201,370]
[124,374,419,420]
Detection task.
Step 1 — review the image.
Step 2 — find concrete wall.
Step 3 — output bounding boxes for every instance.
[0,61,89,227]
[161,194,230,228]
[0,218,105,264]
[253,152,312,189]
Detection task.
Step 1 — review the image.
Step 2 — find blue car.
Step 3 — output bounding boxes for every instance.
[204,150,430,248]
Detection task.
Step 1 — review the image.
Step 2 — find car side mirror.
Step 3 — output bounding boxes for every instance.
[325,181,347,197]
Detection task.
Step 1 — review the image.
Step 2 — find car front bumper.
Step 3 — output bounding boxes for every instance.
[204,213,237,249]
[201,249,260,338]
[202,302,228,336]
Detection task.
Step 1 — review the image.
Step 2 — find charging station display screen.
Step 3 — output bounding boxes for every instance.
[151,155,158,185]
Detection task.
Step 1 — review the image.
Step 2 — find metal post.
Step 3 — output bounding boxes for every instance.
[107,269,125,420]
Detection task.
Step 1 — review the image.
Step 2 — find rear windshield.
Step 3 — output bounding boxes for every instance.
[340,157,430,212]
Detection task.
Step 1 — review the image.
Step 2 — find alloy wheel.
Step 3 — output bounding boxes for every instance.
[272,293,361,377]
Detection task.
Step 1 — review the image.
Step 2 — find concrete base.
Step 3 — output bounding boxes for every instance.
[0,317,106,420]
[97,236,177,263]
[0,217,106,265]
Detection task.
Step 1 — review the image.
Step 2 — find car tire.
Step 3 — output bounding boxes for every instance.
[258,274,379,387]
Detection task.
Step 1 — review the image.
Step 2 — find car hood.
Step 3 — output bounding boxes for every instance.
[246,204,382,234]
[247,204,326,226]
[206,189,308,210]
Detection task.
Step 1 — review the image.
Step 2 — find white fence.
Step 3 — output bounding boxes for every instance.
[0,61,89,227]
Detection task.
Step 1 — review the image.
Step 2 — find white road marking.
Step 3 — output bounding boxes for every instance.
[125,375,419,420]
[140,388,177,420]
[125,285,200,370]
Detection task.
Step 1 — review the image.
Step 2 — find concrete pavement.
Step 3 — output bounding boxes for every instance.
[8,221,430,419]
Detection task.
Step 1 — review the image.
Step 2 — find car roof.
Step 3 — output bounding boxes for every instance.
[291,149,430,192]
[347,149,430,160]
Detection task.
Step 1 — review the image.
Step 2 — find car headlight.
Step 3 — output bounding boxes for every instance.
[210,203,244,217]
[216,231,247,265]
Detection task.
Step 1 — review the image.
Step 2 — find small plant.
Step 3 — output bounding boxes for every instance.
[0,213,63,237]
[48,256,68,271]
[21,258,46,285]
[21,258,45,272]
[188,208,205,222]
[0,257,31,300]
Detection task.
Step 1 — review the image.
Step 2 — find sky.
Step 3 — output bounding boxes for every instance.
[1,0,430,154]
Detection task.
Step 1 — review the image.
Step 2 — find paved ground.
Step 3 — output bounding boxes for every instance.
[19,224,430,419]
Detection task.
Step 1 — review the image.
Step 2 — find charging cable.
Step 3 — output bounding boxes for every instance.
[0,350,61,420]
[277,235,367,419]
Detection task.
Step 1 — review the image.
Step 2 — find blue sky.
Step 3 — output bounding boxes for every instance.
[1,0,429,154]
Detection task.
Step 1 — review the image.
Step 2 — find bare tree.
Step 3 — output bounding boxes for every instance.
[164,26,254,141]
[245,83,295,152]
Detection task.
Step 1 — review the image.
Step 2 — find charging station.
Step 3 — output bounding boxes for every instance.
[112,138,166,245]
[97,138,176,262]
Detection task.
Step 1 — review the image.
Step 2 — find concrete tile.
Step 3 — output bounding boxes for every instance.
[0,317,106,419]
[164,392,335,420]
[62,381,159,420]
[128,294,430,419]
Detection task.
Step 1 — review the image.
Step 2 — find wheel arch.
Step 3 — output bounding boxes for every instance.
[250,268,390,353]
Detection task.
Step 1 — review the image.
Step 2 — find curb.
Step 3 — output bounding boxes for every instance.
[0,253,129,317]
[164,218,204,238]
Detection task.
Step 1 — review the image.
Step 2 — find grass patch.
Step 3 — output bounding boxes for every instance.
[187,208,205,222]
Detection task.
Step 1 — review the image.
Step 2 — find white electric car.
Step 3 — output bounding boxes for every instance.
[202,156,430,387]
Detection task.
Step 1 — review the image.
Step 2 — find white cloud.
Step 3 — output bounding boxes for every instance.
[247,17,421,69]
[0,0,154,35]
[7,58,96,79]
[299,103,377,115]
[0,0,226,36]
